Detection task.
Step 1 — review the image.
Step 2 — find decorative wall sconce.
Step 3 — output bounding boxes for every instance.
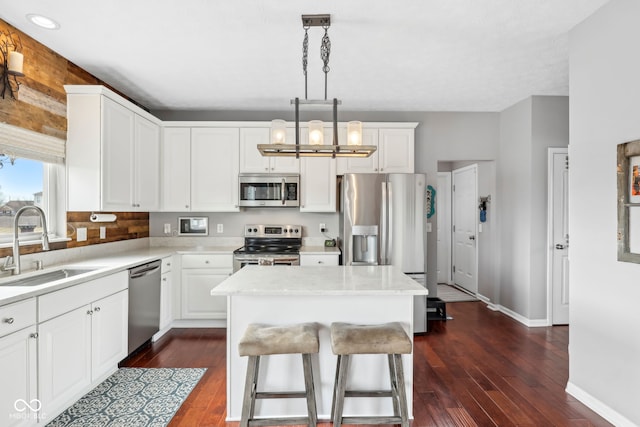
[0,30,24,100]
[259,14,376,158]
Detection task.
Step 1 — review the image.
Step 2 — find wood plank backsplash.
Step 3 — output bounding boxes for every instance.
[0,19,152,257]
[66,212,150,248]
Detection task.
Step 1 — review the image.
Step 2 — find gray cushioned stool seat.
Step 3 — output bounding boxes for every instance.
[239,322,319,356]
[330,321,412,355]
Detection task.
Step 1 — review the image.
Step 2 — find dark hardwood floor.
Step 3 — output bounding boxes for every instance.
[121,302,612,426]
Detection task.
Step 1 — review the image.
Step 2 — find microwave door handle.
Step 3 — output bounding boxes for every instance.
[380,181,387,265]
[281,178,286,205]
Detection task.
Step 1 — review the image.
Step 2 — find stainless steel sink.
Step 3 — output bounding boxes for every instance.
[0,268,96,287]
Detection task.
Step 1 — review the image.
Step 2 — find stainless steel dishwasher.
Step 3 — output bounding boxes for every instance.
[128,259,162,354]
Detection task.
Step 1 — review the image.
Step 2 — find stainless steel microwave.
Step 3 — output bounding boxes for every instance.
[239,174,300,207]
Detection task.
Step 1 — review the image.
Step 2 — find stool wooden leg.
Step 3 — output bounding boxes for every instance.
[330,354,342,421]
[332,354,350,427]
[388,354,401,418]
[302,353,318,427]
[240,355,260,427]
[393,354,409,427]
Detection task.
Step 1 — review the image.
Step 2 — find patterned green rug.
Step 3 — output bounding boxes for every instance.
[46,368,206,427]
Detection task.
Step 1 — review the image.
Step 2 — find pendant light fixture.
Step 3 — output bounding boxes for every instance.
[259,14,376,158]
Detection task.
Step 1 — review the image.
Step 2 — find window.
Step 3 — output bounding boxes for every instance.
[0,155,64,245]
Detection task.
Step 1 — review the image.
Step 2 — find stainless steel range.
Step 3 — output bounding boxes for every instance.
[232,224,302,273]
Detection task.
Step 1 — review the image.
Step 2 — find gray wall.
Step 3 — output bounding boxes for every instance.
[497,96,569,320]
[568,0,640,424]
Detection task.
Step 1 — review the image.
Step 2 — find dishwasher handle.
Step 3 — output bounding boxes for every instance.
[129,261,161,279]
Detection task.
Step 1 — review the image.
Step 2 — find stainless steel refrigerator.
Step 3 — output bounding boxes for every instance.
[339,173,428,333]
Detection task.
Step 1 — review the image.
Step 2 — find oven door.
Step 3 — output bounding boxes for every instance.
[233,255,300,273]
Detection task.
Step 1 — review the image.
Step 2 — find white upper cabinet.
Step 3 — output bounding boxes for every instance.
[337,126,415,174]
[191,127,240,212]
[239,127,299,174]
[66,86,161,212]
[161,127,240,212]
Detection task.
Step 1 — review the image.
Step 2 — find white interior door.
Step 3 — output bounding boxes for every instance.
[437,172,452,284]
[452,164,478,293]
[548,149,570,324]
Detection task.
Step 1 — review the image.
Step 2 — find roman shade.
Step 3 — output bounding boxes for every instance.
[0,122,65,164]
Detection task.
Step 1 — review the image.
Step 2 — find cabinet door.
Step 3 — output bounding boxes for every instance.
[239,128,270,173]
[102,97,135,210]
[38,306,92,417]
[159,271,173,330]
[91,290,128,382]
[300,129,337,212]
[0,326,37,427]
[379,128,414,173]
[181,270,229,319]
[191,128,240,212]
[337,128,379,174]
[134,115,160,211]
[162,127,192,211]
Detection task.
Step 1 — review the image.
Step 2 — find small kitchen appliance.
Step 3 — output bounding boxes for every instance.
[233,224,302,272]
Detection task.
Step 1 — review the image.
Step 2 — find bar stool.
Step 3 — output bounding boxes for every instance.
[238,322,319,427]
[330,322,412,427]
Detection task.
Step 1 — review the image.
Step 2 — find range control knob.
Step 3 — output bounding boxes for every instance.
[294,229,299,233]
[253,228,258,232]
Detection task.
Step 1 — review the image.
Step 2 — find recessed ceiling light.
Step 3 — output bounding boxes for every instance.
[26,14,60,30]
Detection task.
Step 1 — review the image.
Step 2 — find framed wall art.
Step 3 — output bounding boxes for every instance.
[617,139,640,263]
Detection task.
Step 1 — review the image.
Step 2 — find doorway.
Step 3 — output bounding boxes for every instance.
[437,172,452,284]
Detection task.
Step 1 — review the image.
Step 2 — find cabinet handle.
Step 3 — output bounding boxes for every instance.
[185,205,189,209]
[87,310,93,315]
[317,260,324,264]
[205,260,210,264]
[380,168,383,172]
[162,277,167,281]
[94,307,101,312]
[3,317,15,324]
[375,168,378,171]
[166,262,171,266]
[30,332,38,339]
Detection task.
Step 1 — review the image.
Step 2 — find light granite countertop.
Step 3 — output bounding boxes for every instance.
[211,265,427,296]
[298,246,341,255]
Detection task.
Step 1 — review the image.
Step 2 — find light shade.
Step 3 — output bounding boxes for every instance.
[308,120,324,145]
[347,121,363,145]
[271,119,287,144]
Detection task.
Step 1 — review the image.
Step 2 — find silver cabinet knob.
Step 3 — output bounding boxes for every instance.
[94,307,101,312]
[3,317,15,324]
[87,310,93,315]
[555,244,568,249]
[30,332,38,339]
[469,235,476,240]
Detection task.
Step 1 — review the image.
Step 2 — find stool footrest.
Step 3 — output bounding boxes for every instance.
[248,417,313,426]
[341,416,403,424]
[345,390,393,398]
[255,391,308,399]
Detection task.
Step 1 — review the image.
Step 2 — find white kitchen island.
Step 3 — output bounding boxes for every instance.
[211,265,428,421]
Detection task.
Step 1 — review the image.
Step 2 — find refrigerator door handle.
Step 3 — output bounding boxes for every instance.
[381,181,387,265]
[387,181,393,266]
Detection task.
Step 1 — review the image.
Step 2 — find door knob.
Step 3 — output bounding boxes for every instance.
[555,244,567,249]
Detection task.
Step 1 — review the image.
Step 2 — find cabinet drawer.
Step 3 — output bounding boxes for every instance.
[39,271,128,323]
[182,254,232,269]
[0,298,36,337]
[300,254,340,266]
[161,256,173,274]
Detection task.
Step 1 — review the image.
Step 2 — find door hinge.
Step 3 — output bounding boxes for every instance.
[452,225,455,232]
[452,265,455,273]
[452,184,455,192]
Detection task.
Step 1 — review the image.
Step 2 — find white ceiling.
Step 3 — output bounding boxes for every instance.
[0,0,609,112]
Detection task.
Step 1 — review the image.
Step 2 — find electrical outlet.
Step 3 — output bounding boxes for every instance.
[77,227,87,242]
[163,223,171,234]
[319,223,326,233]
[99,226,106,239]
[217,223,224,233]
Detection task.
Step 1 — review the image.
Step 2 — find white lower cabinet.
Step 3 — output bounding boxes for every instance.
[181,254,232,320]
[159,256,173,331]
[37,272,128,419]
[0,320,37,427]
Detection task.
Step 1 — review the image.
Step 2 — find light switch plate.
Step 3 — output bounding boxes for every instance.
[426,223,432,232]
[164,223,171,234]
[99,226,106,239]
[217,223,223,233]
[77,227,87,242]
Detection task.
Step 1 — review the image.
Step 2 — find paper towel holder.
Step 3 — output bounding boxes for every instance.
[90,212,117,223]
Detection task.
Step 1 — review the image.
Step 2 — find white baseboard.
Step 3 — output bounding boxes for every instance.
[171,319,226,328]
[493,304,548,327]
[566,382,637,427]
